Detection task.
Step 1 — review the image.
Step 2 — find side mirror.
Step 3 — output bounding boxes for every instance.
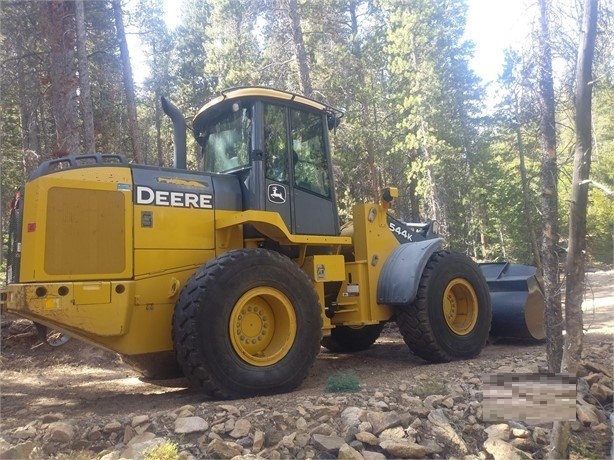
[327,114,341,130]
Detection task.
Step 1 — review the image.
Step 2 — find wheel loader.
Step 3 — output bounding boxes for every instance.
[1,87,545,399]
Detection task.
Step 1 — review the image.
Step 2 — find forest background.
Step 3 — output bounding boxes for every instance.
[0,0,612,267]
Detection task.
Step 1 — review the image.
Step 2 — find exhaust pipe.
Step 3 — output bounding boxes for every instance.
[161,96,187,169]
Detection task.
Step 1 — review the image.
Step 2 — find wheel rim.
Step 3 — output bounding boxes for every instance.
[229,287,297,366]
[442,278,478,336]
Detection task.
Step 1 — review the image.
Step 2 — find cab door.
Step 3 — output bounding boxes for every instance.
[263,103,293,230]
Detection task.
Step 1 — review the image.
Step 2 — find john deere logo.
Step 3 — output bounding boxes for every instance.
[268,184,286,204]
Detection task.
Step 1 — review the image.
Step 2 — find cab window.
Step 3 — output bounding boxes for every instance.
[264,104,289,182]
[291,109,330,197]
[201,104,252,173]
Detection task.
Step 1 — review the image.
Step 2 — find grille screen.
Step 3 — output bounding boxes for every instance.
[45,188,125,275]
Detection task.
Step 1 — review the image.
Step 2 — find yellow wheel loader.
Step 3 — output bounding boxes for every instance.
[1,87,544,399]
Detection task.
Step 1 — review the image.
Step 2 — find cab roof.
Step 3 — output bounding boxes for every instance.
[193,86,342,121]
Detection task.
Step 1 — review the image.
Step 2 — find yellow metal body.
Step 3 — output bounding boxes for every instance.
[1,165,404,359]
[229,287,297,366]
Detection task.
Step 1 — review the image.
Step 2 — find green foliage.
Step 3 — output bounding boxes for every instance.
[144,441,180,460]
[325,371,360,393]
[1,0,611,265]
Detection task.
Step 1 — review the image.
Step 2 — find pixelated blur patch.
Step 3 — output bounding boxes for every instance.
[482,373,577,422]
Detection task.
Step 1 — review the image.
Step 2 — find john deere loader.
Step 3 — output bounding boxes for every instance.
[1,87,544,399]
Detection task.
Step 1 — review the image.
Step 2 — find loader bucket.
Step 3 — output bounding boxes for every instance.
[479,263,546,340]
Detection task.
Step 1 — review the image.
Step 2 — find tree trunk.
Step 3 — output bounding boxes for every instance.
[537,0,563,374]
[548,2,598,458]
[112,0,143,164]
[75,0,96,153]
[287,0,313,97]
[40,0,80,158]
[514,111,541,268]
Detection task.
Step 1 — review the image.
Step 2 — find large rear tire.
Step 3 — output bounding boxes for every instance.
[321,324,384,352]
[173,248,322,399]
[396,250,491,363]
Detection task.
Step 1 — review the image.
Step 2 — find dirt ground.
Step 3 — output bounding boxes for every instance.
[1,270,612,457]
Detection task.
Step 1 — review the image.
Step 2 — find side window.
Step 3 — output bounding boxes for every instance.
[264,104,288,182]
[201,104,252,173]
[291,109,330,197]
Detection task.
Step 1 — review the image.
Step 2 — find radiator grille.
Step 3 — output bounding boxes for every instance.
[45,187,125,275]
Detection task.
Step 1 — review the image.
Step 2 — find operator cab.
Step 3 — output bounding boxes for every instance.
[193,87,342,236]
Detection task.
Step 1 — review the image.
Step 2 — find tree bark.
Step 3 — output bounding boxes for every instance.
[548,2,598,458]
[40,0,80,158]
[287,0,313,97]
[75,0,96,153]
[537,0,563,373]
[112,0,143,163]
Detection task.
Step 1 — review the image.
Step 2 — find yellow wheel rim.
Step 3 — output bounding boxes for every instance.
[229,287,296,366]
[442,278,478,336]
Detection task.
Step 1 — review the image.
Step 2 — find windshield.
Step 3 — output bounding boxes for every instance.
[200,104,252,173]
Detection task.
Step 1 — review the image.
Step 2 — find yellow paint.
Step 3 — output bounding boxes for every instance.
[229,287,297,366]
[20,167,134,282]
[156,177,208,188]
[194,87,338,120]
[302,255,346,282]
[74,283,110,305]
[442,278,478,335]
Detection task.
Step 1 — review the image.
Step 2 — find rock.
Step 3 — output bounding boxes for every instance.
[485,423,510,440]
[585,372,602,385]
[428,409,468,455]
[41,413,64,423]
[312,434,345,454]
[218,404,240,415]
[441,397,455,409]
[511,428,530,438]
[355,432,378,446]
[295,432,310,448]
[420,438,443,455]
[357,422,372,433]
[590,383,613,404]
[0,440,35,459]
[312,405,341,418]
[361,451,386,460]
[531,426,549,445]
[577,402,600,426]
[207,438,242,459]
[88,428,102,441]
[252,430,265,452]
[366,411,402,435]
[310,423,335,436]
[379,439,426,458]
[592,422,609,432]
[123,426,136,444]
[229,418,251,438]
[484,437,532,460]
[131,415,150,427]
[121,437,165,460]
[13,425,36,440]
[423,394,445,409]
[338,443,364,460]
[103,420,123,433]
[583,361,613,378]
[379,426,405,440]
[341,407,366,429]
[175,416,209,434]
[127,432,156,447]
[401,395,430,416]
[510,437,538,453]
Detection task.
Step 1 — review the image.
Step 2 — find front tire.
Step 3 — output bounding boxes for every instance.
[396,250,491,363]
[173,248,322,398]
